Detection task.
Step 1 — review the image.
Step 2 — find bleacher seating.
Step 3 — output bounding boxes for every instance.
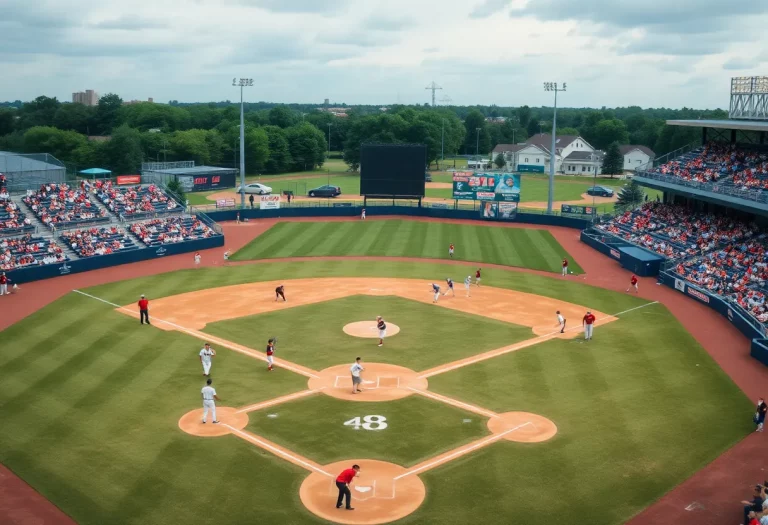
[0,234,67,271]
[0,181,34,235]
[22,183,107,228]
[650,142,768,188]
[129,216,218,247]
[93,181,180,217]
[60,226,139,258]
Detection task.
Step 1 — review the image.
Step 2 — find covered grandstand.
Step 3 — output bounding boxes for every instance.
[0,151,66,191]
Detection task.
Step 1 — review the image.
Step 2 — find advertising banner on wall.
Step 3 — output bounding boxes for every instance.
[116,175,142,185]
[561,204,596,215]
[178,172,237,192]
[452,173,521,202]
[259,195,281,210]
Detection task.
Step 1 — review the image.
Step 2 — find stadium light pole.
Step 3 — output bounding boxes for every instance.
[475,127,481,158]
[543,81,566,214]
[441,118,445,167]
[327,123,332,154]
[233,77,254,209]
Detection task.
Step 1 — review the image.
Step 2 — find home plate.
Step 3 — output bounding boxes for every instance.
[355,486,373,493]
[267,414,279,419]
[462,419,472,423]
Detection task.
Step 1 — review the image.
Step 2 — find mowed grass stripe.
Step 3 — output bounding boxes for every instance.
[232,220,581,274]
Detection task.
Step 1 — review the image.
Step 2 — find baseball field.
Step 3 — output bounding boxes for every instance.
[0,218,755,525]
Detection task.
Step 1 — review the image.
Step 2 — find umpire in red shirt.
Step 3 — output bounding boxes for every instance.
[335,464,360,510]
[138,295,150,325]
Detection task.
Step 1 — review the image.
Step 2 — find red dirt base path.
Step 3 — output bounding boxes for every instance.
[1,216,767,525]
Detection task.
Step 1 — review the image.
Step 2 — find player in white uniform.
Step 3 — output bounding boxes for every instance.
[361,208,366,220]
[555,310,566,333]
[199,343,216,376]
[443,278,455,296]
[350,357,365,394]
[376,316,386,347]
[201,378,220,424]
[194,252,201,268]
[464,275,472,297]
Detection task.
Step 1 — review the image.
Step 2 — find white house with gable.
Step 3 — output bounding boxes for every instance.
[619,145,655,172]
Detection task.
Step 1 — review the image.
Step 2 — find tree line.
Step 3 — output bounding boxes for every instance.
[0,94,728,175]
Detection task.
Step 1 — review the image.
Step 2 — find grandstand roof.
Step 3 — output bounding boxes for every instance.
[0,151,65,173]
[666,119,768,132]
[143,165,237,175]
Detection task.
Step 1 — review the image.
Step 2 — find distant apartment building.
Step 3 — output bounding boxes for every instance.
[123,98,154,105]
[72,90,99,106]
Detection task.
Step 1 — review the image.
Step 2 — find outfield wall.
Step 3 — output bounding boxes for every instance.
[5,235,224,284]
[202,206,593,230]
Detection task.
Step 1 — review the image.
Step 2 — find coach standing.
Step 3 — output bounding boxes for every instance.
[0,272,8,296]
[138,294,150,325]
[335,464,360,510]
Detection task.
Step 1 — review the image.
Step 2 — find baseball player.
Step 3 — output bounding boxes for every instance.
[582,311,596,341]
[376,316,386,347]
[449,243,455,258]
[361,208,366,220]
[350,357,364,394]
[562,258,569,276]
[555,310,566,333]
[627,275,639,293]
[275,285,286,302]
[335,464,360,510]
[475,268,482,286]
[443,278,455,296]
[0,272,7,296]
[199,343,216,376]
[223,250,230,260]
[194,252,201,268]
[201,377,220,424]
[138,294,150,325]
[266,338,275,371]
[464,275,472,297]
[431,283,441,303]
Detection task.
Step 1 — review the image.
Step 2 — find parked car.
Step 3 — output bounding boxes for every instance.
[586,185,615,197]
[425,173,432,182]
[308,185,342,198]
[236,183,272,195]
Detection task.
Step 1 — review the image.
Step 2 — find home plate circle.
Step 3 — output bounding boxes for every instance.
[300,459,425,525]
[487,411,558,443]
[343,321,401,338]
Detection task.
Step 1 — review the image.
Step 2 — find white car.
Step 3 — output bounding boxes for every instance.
[237,183,272,195]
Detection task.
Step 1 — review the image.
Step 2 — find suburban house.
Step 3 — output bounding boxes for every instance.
[491,134,655,175]
[619,145,655,172]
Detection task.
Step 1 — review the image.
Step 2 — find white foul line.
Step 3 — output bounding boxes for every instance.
[236,388,325,413]
[223,424,332,477]
[72,289,319,379]
[419,300,660,378]
[407,387,498,419]
[393,422,532,480]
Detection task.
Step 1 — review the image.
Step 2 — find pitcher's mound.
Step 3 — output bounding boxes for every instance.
[487,411,558,443]
[178,407,249,437]
[344,321,401,338]
[300,459,425,525]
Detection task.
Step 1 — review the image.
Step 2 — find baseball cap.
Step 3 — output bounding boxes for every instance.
[140,294,145,298]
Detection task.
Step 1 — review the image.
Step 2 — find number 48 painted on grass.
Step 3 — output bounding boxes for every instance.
[344,415,388,431]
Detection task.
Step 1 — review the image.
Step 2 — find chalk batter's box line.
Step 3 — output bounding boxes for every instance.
[327,479,394,501]
[332,376,401,389]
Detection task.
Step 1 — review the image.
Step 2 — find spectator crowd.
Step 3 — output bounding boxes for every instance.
[60,226,136,257]
[23,183,107,227]
[0,234,66,270]
[130,216,218,246]
[93,181,179,217]
[0,176,33,234]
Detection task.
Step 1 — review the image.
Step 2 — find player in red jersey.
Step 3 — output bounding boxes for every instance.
[562,258,569,276]
[275,284,286,302]
[335,464,360,510]
[475,268,481,286]
[626,275,638,293]
[449,243,455,258]
[582,311,596,341]
[266,338,275,371]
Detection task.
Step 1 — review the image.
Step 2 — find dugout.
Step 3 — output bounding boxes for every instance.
[142,161,237,193]
[617,246,664,277]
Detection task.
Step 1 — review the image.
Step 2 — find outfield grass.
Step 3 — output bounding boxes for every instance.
[0,262,751,525]
[230,220,583,274]
[247,395,489,466]
[203,296,533,371]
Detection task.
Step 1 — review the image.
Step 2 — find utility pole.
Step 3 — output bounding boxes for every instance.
[327,123,332,154]
[425,81,443,107]
[543,81,567,214]
[441,118,445,166]
[476,127,481,157]
[233,77,254,209]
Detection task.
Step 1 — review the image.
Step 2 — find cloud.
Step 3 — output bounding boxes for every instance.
[228,0,351,14]
[317,31,400,48]
[723,57,758,71]
[92,16,167,30]
[469,0,511,18]
[361,14,415,32]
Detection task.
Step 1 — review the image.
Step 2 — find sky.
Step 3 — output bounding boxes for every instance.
[0,0,766,109]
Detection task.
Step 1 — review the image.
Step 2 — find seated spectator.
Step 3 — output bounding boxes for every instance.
[22,183,107,227]
[94,181,179,217]
[60,226,134,257]
[0,234,66,271]
[742,486,765,525]
[129,216,219,246]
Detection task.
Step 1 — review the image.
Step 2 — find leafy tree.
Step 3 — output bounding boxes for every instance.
[557,127,580,136]
[463,109,487,155]
[101,125,143,174]
[22,126,88,161]
[516,105,532,128]
[263,125,293,173]
[269,106,301,128]
[584,119,630,150]
[17,96,61,130]
[615,181,645,211]
[53,103,95,135]
[526,118,541,139]
[286,123,325,171]
[494,153,506,169]
[95,93,123,134]
[244,126,270,173]
[166,179,186,205]
[0,108,15,136]
[170,129,211,165]
[602,141,624,177]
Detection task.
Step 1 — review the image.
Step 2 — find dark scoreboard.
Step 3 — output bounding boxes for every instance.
[360,144,426,198]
